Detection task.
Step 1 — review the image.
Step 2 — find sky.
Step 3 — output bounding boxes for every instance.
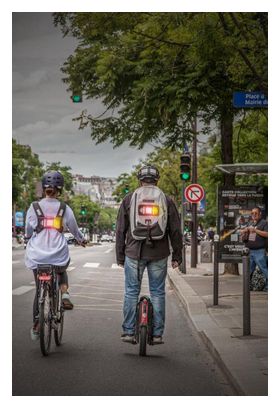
[12,12,154,178]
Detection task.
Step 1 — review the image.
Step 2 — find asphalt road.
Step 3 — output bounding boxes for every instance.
[12,244,235,396]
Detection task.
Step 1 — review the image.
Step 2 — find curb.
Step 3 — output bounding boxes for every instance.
[167,268,267,396]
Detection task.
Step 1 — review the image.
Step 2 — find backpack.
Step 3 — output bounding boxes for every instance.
[129,185,168,245]
[250,266,266,291]
[32,201,66,234]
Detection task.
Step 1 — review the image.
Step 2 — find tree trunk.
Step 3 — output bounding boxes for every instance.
[220,109,239,275]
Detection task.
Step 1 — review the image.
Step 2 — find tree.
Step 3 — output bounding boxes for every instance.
[12,139,44,210]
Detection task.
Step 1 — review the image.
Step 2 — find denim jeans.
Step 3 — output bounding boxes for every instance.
[250,248,268,289]
[122,256,168,336]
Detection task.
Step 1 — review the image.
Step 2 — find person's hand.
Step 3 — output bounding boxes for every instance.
[171,260,180,269]
[248,226,256,233]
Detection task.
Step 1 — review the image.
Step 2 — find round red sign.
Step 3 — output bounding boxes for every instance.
[184,184,205,203]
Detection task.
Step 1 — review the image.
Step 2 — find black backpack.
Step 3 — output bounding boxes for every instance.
[32,201,66,234]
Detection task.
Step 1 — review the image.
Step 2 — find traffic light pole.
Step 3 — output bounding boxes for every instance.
[191,119,198,268]
[181,180,186,274]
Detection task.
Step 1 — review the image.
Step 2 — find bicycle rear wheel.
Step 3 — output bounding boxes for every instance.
[139,326,147,356]
[54,290,64,346]
[39,286,52,356]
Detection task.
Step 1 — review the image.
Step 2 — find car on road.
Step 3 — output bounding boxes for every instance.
[100,234,113,242]
[64,232,77,245]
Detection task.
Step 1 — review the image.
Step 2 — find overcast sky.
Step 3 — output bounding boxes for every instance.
[12,12,154,178]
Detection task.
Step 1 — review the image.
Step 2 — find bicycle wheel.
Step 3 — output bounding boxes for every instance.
[139,326,147,356]
[54,290,64,346]
[39,286,52,356]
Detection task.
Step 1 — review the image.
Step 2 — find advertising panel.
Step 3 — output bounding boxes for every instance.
[218,186,267,263]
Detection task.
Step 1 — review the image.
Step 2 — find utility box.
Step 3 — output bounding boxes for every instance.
[200,241,213,263]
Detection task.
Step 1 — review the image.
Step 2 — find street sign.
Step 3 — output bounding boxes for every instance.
[233,91,268,108]
[184,184,205,203]
[15,211,25,227]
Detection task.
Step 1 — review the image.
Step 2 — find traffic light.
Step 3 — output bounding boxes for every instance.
[180,153,191,181]
[80,206,87,216]
[71,90,83,103]
[123,185,130,194]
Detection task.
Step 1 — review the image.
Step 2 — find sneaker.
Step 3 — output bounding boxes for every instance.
[30,323,39,341]
[62,292,74,310]
[121,333,136,344]
[153,335,164,345]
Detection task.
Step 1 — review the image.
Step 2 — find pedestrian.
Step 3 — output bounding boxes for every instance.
[207,227,214,241]
[115,165,183,344]
[240,207,268,291]
[25,170,87,341]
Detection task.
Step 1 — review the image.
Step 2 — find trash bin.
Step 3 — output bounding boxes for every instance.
[200,241,213,263]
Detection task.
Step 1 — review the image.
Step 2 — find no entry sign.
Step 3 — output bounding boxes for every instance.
[185,184,205,203]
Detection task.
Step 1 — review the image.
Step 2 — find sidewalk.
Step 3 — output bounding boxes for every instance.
[167,247,268,396]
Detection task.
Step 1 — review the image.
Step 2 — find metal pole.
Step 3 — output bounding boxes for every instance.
[242,248,251,336]
[191,119,198,267]
[213,234,219,305]
[181,180,186,274]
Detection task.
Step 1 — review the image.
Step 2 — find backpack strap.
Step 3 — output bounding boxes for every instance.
[32,201,45,234]
[55,202,66,233]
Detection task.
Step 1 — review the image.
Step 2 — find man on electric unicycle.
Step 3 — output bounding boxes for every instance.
[115,165,183,345]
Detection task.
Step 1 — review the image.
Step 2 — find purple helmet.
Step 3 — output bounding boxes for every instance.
[42,171,64,190]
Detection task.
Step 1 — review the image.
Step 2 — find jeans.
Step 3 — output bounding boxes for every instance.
[250,248,268,289]
[122,256,168,336]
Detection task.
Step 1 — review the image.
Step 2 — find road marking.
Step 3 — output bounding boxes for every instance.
[67,267,76,272]
[105,248,113,253]
[111,264,123,269]
[12,286,34,295]
[74,307,122,312]
[83,263,100,268]
[12,261,20,264]
[71,294,122,303]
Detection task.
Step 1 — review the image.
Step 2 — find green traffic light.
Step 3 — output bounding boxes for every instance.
[181,173,190,181]
[72,95,82,103]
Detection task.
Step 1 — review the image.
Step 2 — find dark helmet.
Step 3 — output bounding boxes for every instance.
[137,165,160,183]
[42,171,64,190]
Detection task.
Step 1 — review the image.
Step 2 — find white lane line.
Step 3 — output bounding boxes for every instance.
[111,264,123,269]
[12,286,34,295]
[71,294,122,303]
[83,263,100,268]
[12,261,20,264]
[74,307,122,312]
[105,248,113,253]
[87,271,101,274]
[67,267,76,272]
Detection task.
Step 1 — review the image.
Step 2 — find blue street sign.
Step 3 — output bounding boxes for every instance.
[233,91,268,108]
[15,211,25,227]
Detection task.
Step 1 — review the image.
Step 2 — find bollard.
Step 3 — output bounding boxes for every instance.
[242,248,251,336]
[213,234,219,306]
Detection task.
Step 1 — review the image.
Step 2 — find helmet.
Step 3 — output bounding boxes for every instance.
[137,165,160,183]
[42,171,64,190]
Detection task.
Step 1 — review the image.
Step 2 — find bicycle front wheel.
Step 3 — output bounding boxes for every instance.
[54,290,64,346]
[39,286,52,356]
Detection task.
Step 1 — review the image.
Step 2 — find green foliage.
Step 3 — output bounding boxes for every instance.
[54,12,267,151]
[12,139,44,210]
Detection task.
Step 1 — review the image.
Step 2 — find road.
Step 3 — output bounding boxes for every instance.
[12,243,235,396]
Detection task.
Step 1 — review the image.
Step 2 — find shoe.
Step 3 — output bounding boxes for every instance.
[62,292,74,310]
[121,333,136,344]
[30,324,39,341]
[153,335,164,345]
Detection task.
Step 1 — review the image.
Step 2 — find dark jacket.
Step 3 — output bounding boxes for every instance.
[115,191,183,265]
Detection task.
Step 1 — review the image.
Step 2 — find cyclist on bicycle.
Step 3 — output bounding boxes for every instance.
[116,165,183,344]
[25,170,87,340]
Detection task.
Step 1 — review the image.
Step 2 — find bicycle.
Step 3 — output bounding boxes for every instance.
[135,295,154,356]
[36,264,65,356]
